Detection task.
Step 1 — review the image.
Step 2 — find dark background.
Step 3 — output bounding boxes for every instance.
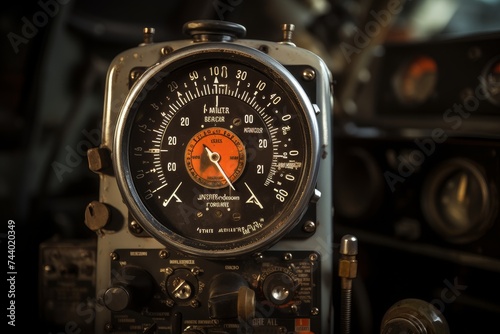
[2,0,500,333]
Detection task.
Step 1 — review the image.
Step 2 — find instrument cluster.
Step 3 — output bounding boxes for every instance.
[334,30,500,334]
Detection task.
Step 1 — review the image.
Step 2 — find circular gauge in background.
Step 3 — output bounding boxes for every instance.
[334,147,384,222]
[421,158,498,244]
[481,56,500,106]
[393,55,438,105]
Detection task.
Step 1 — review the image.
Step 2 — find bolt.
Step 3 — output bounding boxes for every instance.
[129,69,143,82]
[303,220,316,233]
[290,304,298,313]
[142,27,155,44]
[233,118,242,126]
[309,253,318,262]
[191,267,201,276]
[110,252,119,261]
[254,253,263,261]
[281,23,296,46]
[283,253,293,261]
[166,299,175,307]
[302,68,316,81]
[165,267,174,275]
[190,299,200,308]
[159,250,169,259]
[161,46,173,56]
[104,323,113,332]
[87,147,111,174]
[311,307,320,316]
[129,221,143,234]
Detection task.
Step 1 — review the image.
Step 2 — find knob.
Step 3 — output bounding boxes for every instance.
[262,272,297,305]
[380,298,450,334]
[183,20,246,42]
[208,272,255,321]
[165,268,199,305]
[103,265,155,312]
[279,23,296,46]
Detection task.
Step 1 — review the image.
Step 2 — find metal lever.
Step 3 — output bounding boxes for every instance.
[338,234,359,334]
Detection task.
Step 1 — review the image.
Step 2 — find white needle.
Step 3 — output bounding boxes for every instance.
[204,145,235,190]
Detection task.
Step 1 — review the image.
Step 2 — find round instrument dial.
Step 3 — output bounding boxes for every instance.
[114,43,319,258]
[394,55,438,105]
[421,158,497,243]
[482,56,500,106]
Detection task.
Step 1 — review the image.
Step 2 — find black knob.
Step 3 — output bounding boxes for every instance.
[103,265,155,312]
[183,20,246,42]
[208,272,255,321]
[103,285,131,312]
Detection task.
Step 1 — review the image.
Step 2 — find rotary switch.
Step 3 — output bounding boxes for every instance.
[103,265,155,312]
[262,271,298,306]
[208,272,255,321]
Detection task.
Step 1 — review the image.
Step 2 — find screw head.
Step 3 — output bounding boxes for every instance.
[161,46,173,56]
[129,220,143,234]
[104,323,113,332]
[302,68,316,81]
[159,250,169,259]
[303,220,316,233]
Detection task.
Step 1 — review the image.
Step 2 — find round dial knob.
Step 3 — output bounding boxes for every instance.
[103,266,155,312]
[262,272,297,306]
[103,285,132,312]
[165,268,198,305]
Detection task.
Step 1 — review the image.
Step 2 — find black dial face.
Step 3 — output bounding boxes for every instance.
[115,45,319,257]
[421,158,496,243]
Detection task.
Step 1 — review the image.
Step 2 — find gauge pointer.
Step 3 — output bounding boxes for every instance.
[244,182,263,209]
[204,145,236,190]
[457,173,468,204]
[162,182,183,207]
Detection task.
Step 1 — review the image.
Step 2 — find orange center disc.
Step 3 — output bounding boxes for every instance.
[185,127,246,189]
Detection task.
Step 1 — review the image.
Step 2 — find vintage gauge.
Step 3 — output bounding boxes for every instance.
[421,158,498,243]
[393,55,438,105]
[114,43,320,258]
[481,56,500,106]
